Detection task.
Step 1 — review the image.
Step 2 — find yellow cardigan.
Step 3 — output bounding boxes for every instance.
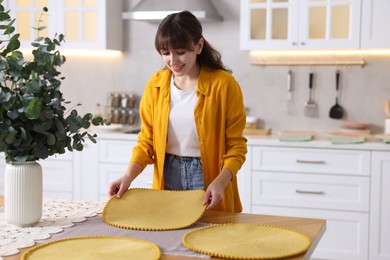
[130,67,247,212]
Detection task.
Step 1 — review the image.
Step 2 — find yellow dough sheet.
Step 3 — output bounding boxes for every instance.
[22,236,160,260]
[103,188,206,231]
[183,223,311,259]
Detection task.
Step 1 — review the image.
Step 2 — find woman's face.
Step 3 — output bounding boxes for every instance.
[160,39,203,78]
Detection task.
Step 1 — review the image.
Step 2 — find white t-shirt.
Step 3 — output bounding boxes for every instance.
[166,77,200,157]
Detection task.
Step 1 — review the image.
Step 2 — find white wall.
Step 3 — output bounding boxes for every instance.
[59,0,390,134]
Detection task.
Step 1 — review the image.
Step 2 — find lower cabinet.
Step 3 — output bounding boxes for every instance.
[370,151,390,260]
[39,153,75,199]
[245,145,378,260]
[253,206,369,259]
[78,136,153,202]
[237,145,252,213]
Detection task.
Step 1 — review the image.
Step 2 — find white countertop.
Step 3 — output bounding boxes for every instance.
[92,128,390,152]
[245,134,390,151]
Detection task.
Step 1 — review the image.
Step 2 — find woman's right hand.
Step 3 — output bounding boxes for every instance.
[108,174,132,198]
[108,162,143,199]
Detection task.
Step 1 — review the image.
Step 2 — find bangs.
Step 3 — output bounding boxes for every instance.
[155,26,194,52]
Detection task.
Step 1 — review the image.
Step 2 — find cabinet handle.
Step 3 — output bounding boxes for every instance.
[296,159,325,164]
[292,42,297,46]
[300,42,306,46]
[295,189,325,195]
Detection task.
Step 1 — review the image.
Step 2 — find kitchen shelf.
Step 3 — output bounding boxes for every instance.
[252,60,367,67]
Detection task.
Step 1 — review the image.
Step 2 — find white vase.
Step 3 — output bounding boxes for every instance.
[4,161,43,227]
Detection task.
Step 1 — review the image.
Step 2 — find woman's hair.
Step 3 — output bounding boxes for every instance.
[155,11,231,73]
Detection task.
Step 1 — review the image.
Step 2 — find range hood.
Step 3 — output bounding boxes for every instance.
[122,0,223,22]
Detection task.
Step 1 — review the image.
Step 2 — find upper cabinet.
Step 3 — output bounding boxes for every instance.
[240,0,361,50]
[8,0,122,51]
[361,0,390,49]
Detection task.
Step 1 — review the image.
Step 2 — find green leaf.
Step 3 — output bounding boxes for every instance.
[13,155,28,162]
[10,50,24,65]
[4,26,15,35]
[33,120,53,133]
[31,42,40,47]
[87,133,97,143]
[45,132,56,145]
[66,116,79,133]
[5,128,17,144]
[25,97,42,119]
[59,34,65,42]
[6,110,19,119]
[19,127,27,139]
[33,145,49,160]
[1,91,12,102]
[2,34,20,56]
[7,18,15,27]
[41,109,54,120]
[34,37,44,42]
[54,118,66,136]
[0,11,10,22]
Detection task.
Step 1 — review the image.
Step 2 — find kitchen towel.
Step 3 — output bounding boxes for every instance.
[278,135,313,142]
[331,136,365,144]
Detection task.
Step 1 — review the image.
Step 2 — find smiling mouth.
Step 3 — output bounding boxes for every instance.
[171,64,184,72]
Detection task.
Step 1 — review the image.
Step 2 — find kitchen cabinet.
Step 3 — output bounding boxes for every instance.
[361,0,390,48]
[95,139,153,201]
[7,0,57,45]
[7,0,122,50]
[249,146,370,259]
[77,135,153,201]
[236,145,251,213]
[370,151,390,260]
[240,0,361,50]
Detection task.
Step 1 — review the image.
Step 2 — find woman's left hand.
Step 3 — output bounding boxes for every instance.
[203,168,232,210]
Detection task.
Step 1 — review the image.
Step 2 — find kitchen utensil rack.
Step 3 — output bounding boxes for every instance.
[251,59,367,67]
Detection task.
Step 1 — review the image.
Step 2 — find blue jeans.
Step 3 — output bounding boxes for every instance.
[164,153,204,190]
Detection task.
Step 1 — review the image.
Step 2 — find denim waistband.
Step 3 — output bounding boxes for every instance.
[165,153,201,162]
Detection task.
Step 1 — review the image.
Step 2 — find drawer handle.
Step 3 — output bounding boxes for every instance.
[296,159,325,164]
[295,189,325,195]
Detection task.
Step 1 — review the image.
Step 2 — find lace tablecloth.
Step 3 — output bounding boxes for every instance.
[0,198,209,259]
[0,198,104,259]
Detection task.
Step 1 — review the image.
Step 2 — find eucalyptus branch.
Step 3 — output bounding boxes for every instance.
[0,4,109,163]
[34,7,49,40]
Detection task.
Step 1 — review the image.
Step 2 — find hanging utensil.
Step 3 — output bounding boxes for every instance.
[384,100,390,118]
[285,70,295,115]
[304,72,318,117]
[329,70,344,119]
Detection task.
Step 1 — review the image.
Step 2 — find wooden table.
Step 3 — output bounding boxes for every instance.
[0,196,325,260]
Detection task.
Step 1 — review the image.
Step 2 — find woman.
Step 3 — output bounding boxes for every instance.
[108,11,247,213]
